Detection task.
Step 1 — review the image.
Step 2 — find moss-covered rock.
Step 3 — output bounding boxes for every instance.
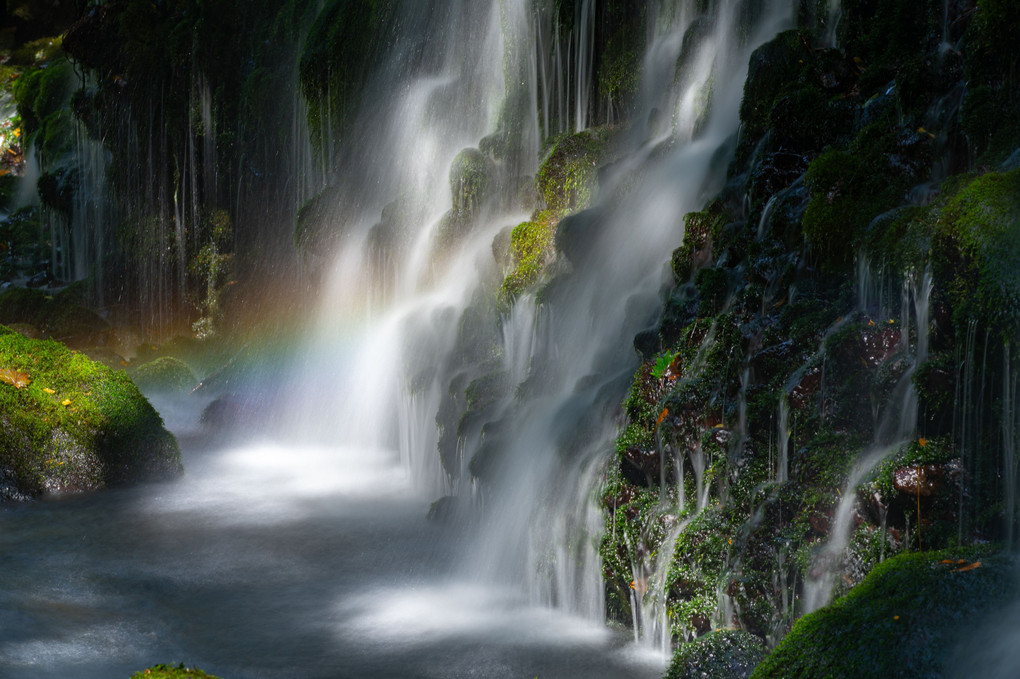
[750,548,1013,679]
[131,356,198,394]
[537,126,617,216]
[665,629,765,679]
[934,169,1020,337]
[498,213,557,305]
[0,325,181,501]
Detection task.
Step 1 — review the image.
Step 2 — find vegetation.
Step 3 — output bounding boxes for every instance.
[751,548,1013,678]
[0,324,181,500]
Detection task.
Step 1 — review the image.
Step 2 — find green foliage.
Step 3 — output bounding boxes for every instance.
[0,325,181,499]
[666,629,765,679]
[750,548,1012,679]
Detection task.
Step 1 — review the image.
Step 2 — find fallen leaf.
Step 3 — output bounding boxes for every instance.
[918,437,928,447]
[61,399,71,406]
[0,367,31,389]
[43,388,55,394]
[952,561,982,573]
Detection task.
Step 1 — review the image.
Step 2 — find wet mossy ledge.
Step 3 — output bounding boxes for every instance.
[0,324,181,502]
[750,548,1014,679]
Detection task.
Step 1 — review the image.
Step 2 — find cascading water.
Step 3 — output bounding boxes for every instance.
[801,268,933,614]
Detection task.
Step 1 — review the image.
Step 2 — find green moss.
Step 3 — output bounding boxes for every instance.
[802,124,931,269]
[536,126,616,216]
[672,203,726,282]
[0,325,181,499]
[449,148,492,219]
[130,664,221,679]
[750,547,1012,679]
[665,629,765,679]
[498,214,557,305]
[131,357,198,394]
[935,170,1020,336]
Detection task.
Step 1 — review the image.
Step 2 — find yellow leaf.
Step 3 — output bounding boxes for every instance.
[43,388,55,394]
[61,399,71,406]
[0,367,31,389]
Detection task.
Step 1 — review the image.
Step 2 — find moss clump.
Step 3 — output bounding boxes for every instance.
[130,664,220,679]
[498,214,557,305]
[934,169,1020,336]
[750,547,1012,679]
[449,147,492,220]
[665,629,765,679]
[0,325,181,500]
[131,356,198,394]
[537,126,616,216]
[802,124,932,269]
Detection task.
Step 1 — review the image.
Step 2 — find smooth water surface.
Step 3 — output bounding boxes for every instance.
[0,428,663,679]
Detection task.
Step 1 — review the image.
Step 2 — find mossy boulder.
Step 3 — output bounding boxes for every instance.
[0,325,181,501]
[537,126,617,216]
[498,212,557,305]
[934,169,1020,337]
[802,124,932,269]
[131,356,198,394]
[750,548,1013,679]
[665,629,765,679]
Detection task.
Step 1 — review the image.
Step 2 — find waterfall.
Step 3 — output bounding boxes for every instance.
[283,0,797,645]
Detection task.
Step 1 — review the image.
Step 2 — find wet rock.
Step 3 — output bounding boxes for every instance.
[790,366,822,410]
[893,461,962,498]
[860,323,901,367]
[749,151,810,207]
[620,445,661,488]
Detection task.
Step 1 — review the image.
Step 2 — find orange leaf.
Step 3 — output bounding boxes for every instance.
[656,408,668,426]
[952,561,982,573]
[918,437,928,447]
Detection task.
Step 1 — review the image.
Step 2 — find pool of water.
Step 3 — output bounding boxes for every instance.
[0,431,664,679]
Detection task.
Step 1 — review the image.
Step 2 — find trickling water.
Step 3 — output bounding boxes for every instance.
[802,269,933,613]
